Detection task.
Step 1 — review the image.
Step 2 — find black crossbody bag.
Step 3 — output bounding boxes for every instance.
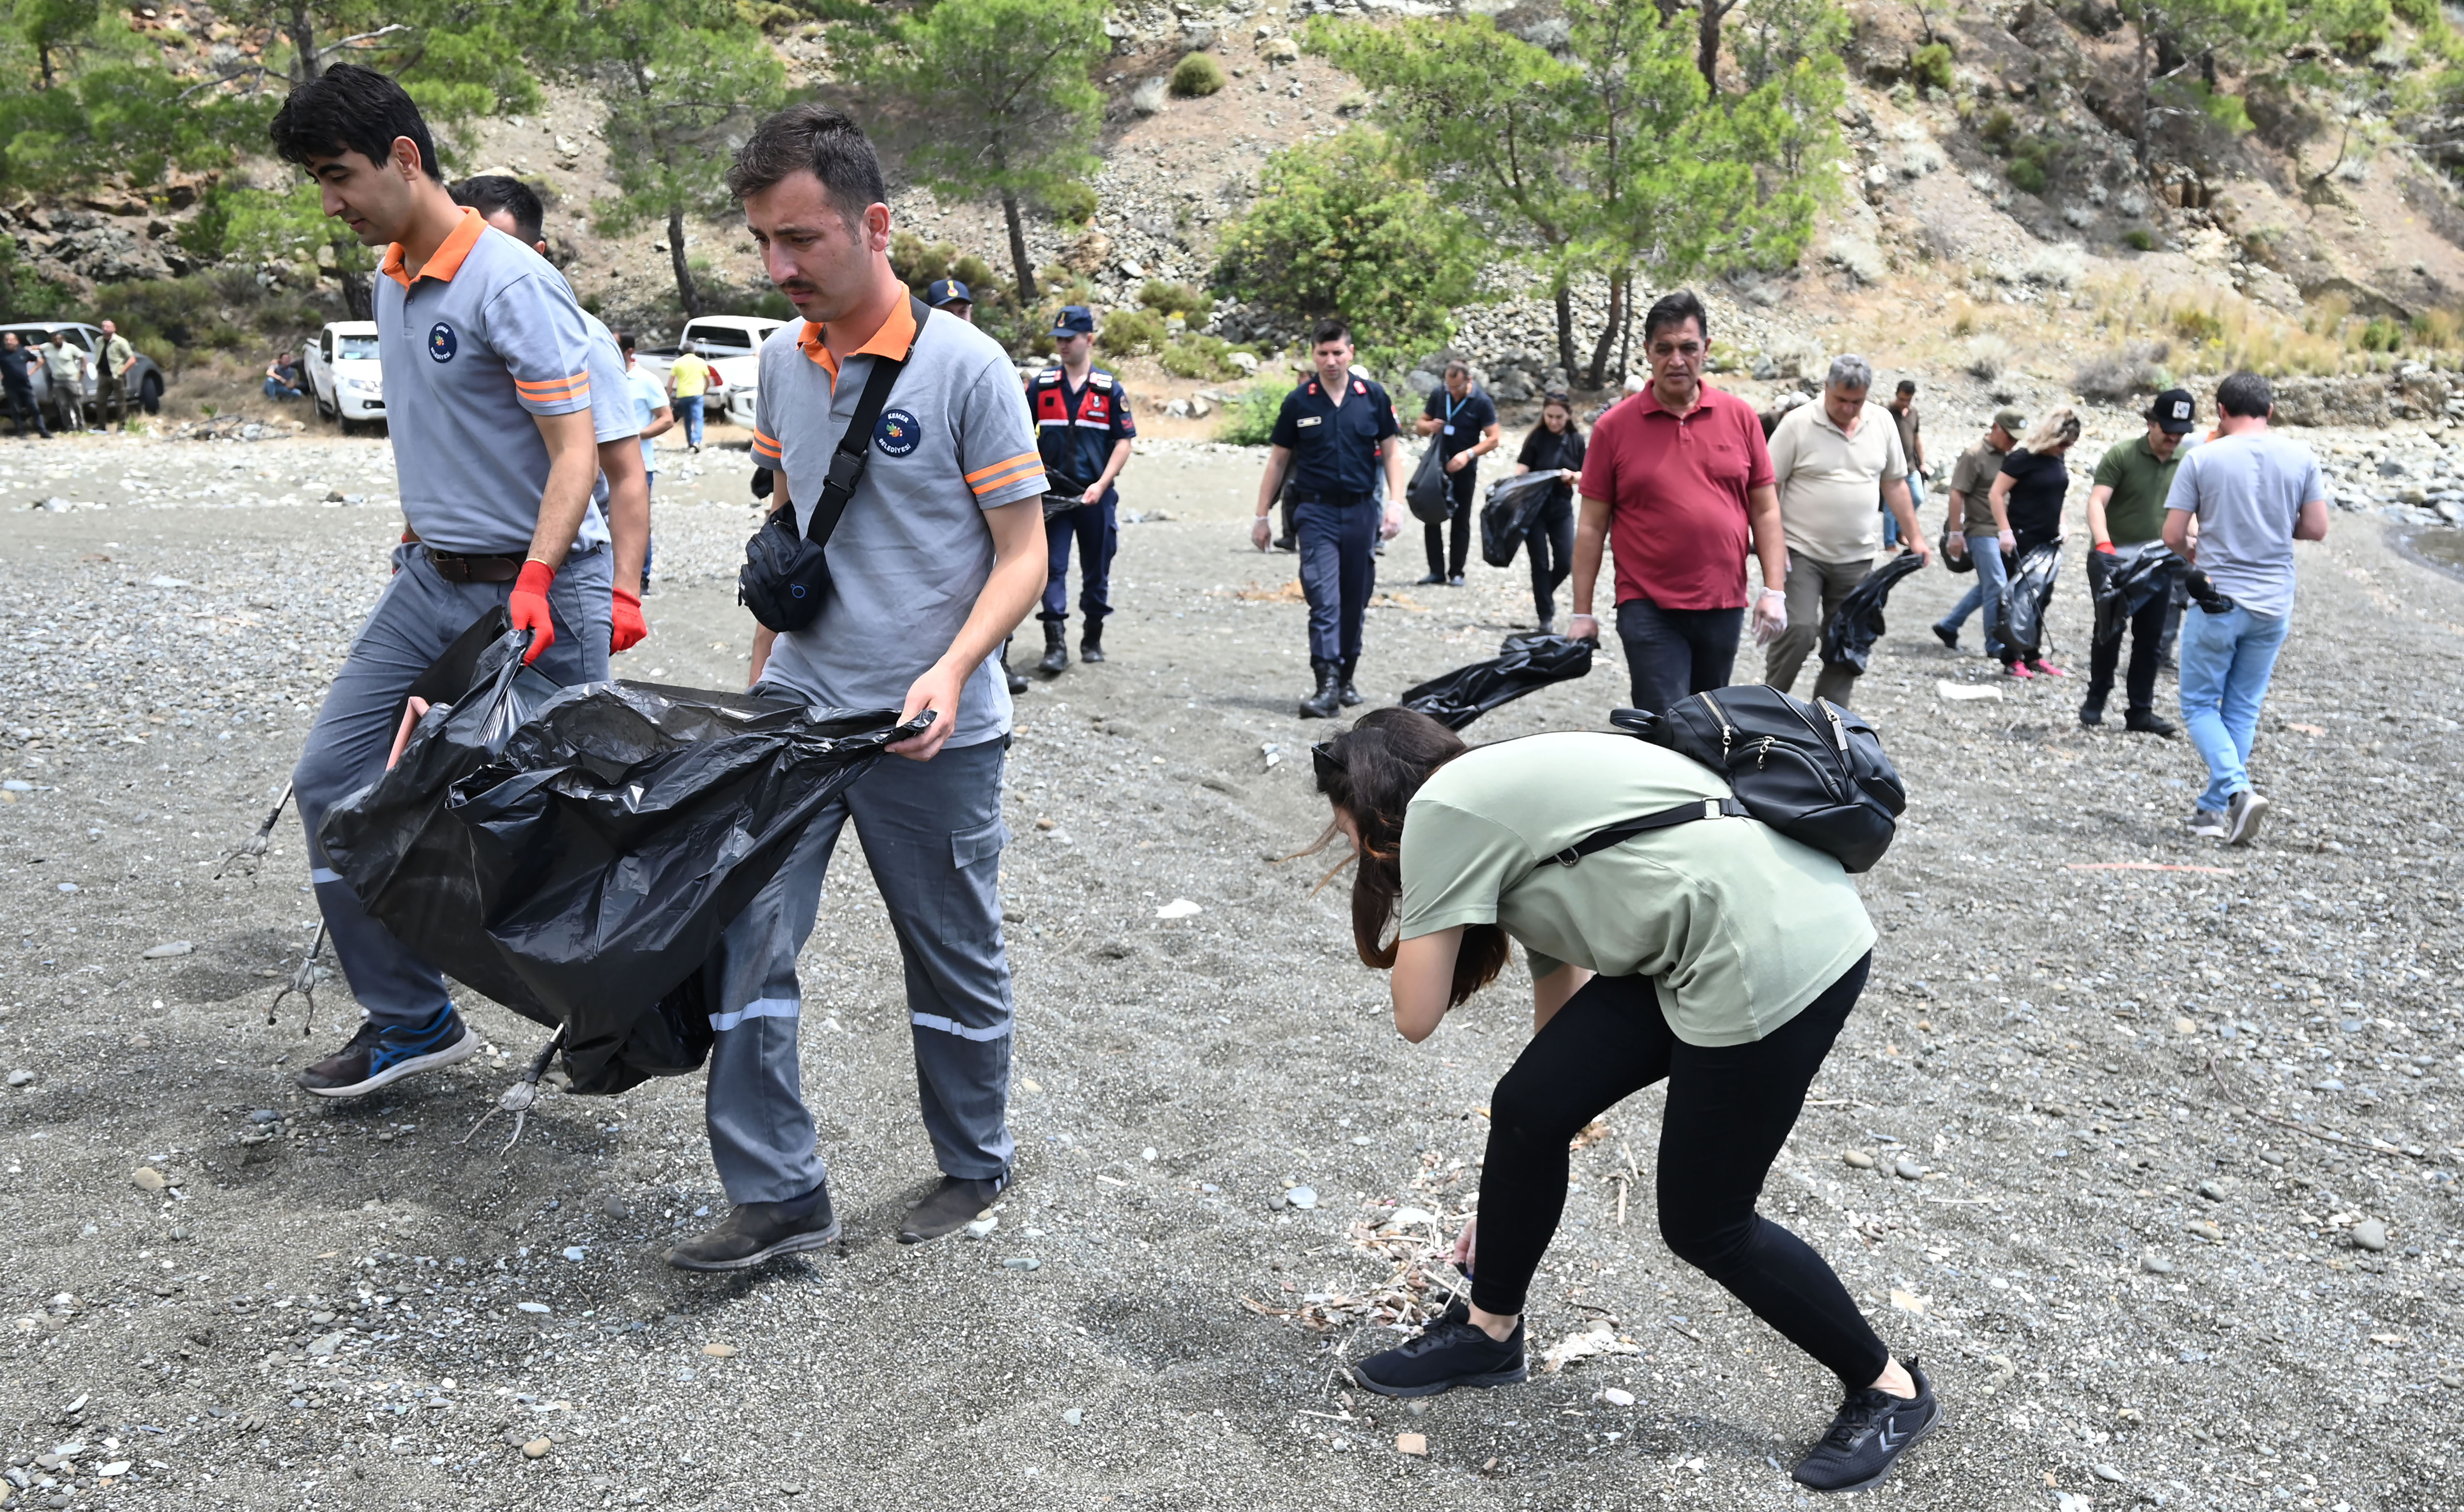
[738,298,931,633]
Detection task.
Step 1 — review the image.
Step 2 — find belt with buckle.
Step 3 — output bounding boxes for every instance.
[422,547,526,584]
[1287,489,1369,507]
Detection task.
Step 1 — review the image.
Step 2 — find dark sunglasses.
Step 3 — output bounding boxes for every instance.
[1310,740,1344,787]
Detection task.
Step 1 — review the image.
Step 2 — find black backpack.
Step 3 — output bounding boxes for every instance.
[1551,686,1905,874]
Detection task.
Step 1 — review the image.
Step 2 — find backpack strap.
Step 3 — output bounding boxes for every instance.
[1544,797,1749,867]
[804,296,930,545]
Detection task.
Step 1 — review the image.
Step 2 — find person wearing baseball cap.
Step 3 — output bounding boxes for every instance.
[924,278,974,322]
[1026,304,1135,676]
[2077,389,2196,735]
[1931,405,2027,657]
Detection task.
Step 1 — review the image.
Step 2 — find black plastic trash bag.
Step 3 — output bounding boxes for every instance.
[1999,538,2065,662]
[1406,439,1454,523]
[1479,472,1558,569]
[2089,540,2184,647]
[1399,631,1594,730]
[1817,550,1928,676]
[321,620,925,1094]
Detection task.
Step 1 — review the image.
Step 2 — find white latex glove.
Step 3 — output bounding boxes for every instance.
[1752,588,1787,645]
[1998,528,2017,555]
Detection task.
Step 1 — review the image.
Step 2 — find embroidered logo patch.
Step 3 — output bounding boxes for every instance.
[874,407,921,457]
[427,322,458,362]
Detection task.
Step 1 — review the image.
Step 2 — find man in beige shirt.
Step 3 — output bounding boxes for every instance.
[1763,355,1925,705]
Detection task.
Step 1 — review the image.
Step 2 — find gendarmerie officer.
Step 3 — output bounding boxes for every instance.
[1251,318,1405,719]
[1028,305,1135,677]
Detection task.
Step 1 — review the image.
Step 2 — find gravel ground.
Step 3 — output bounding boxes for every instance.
[3,426,2462,1512]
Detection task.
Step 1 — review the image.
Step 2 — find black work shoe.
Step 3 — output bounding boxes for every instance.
[665,1183,840,1271]
[1272,534,1296,552]
[1352,1308,1526,1398]
[1930,624,1959,651]
[1792,1360,1940,1492]
[1415,571,1445,586]
[1338,657,1362,707]
[1298,659,1343,720]
[1080,623,1106,664]
[1003,656,1028,695]
[898,1173,1009,1244]
[295,1007,478,1099]
[2078,696,2105,727]
[1036,624,1069,677]
[2125,709,2177,738]
[1447,574,1465,588]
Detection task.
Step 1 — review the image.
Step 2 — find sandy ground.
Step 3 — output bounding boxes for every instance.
[4,423,2464,1512]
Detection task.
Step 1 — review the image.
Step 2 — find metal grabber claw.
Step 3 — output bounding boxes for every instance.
[460,1026,567,1154]
[266,922,329,1037]
[217,781,295,880]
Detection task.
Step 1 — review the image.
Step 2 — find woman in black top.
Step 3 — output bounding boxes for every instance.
[1987,406,2081,678]
[1509,392,1586,631]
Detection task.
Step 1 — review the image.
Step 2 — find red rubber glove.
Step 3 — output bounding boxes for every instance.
[611,586,646,654]
[2094,540,2118,555]
[508,559,556,665]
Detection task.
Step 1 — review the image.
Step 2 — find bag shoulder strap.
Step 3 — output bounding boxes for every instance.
[804,296,930,545]
[1541,797,1749,868]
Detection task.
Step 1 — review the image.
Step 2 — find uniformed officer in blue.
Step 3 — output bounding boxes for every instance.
[269,65,613,1102]
[1252,318,1406,718]
[1028,305,1136,677]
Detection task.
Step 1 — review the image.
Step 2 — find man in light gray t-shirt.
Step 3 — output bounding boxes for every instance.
[2160,372,2330,846]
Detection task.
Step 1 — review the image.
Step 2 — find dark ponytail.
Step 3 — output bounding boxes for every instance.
[1303,707,1511,1009]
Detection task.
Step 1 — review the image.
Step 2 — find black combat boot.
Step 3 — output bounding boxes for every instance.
[1080,619,1106,664]
[1338,656,1362,707]
[1002,639,1028,695]
[1299,658,1343,719]
[1037,622,1069,676]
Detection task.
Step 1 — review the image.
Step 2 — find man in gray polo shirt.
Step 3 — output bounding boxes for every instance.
[663,106,1050,1270]
[271,65,614,1100]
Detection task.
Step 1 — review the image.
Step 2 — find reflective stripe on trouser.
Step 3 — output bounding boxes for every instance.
[292,542,613,1028]
[701,735,1014,1206]
[1295,497,1377,664]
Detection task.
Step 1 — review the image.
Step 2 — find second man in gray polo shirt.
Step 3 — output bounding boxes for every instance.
[663,106,1052,1269]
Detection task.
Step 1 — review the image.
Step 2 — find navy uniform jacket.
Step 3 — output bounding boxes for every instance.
[1272,373,1399,498]
[1030,364,1136,506]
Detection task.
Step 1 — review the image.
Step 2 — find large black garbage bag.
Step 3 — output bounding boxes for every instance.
[1999,538,2065,661]
[1479,472,1558,568]
[1817,550,1928,676]
[2090,540,2185,647]
[1406,440,1454,523]
[1399,631,1594,730]
[321,621,925,1094]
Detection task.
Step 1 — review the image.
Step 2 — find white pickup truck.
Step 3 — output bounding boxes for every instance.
[632,314,786,431]
[304,320,384,431]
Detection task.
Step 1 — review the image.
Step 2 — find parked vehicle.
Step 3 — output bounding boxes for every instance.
[633,315,785,430]
[304,320,385,431]
[0,321,165,425]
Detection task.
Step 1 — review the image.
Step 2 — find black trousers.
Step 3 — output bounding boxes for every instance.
[1525,494,1574,624]
[2086,551,2166,715]
[1423,461,1477,578]
[3,385,49,437]
[1615,595,1742,714]
[1472,953,1890,1388]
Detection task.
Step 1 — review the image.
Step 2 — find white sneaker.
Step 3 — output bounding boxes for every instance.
[2186,809,2228,840]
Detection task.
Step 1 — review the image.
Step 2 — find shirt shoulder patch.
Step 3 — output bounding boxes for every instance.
[1352,380,1367,395]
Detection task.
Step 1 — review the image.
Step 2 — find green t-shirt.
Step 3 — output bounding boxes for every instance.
[2089,435,2181,546]
[1397,732,1876,1047]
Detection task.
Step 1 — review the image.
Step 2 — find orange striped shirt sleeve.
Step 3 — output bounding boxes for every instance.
[750,427,782,463]
[966,450,1044,496]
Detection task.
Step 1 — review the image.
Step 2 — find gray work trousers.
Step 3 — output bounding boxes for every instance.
[294,542,613,1028]
[700,733,1014,1205]
[1764,554,1869,708]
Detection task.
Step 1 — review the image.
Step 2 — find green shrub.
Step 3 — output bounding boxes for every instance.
[1169,51,1226,97]
[1979,107,2017,151]
[889,232,955,290]
[1140,279,1207,316]
[2006,157,2047,194]
[1159,333,1243,380]
[2173,307,2224,345]
[2122,228,2155,252]
[1098,308,1167,357]
[951,253,999,296]
[2360,314,2405,351]
[1040,180,1099,228]
[1910,42,1954,94]
[1215,385,1285,446]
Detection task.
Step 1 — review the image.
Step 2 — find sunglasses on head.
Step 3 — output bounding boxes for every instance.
[1310,739,1343,786]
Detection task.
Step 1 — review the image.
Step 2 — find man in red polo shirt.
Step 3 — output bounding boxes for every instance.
[1568,290,1789,713]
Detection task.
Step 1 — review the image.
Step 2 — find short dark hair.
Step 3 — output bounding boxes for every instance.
[614,329,636,353]
[269,63,441,182]
[453,175,545,245]
[1311,318,1352,348]
[1895,379,1916,395]
[725,105,887,224]
[2216,371,2272,419]
[1641,290,1708,347]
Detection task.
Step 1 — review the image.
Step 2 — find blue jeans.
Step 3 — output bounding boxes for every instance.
[264,378,301,400]
[1935,530,2009,658]
[1296,498,1378,664]
[1039,498,1117,625]
[2177,602,2290,812]
[1883,475,1919,549]
[675,393,704,448]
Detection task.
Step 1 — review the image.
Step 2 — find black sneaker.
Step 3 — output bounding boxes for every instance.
[1415,572,1445,586]
[2124,709,2177,738]
[1792,1359,1941,1493]
[897,1172,1009,1244]
[665,1182,840,1271]
[2078,696,2105,728]
[1351,1305,1526,1397]
[295,1007,478,1099]
[1447,574,1465,588]
[1930,624,1959,651]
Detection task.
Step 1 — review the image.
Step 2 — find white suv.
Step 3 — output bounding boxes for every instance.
[304,320,384,431]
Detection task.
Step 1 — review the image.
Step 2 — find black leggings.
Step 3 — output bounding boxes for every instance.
[1472,953,1889,1387]
[1525,493,1574,623]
